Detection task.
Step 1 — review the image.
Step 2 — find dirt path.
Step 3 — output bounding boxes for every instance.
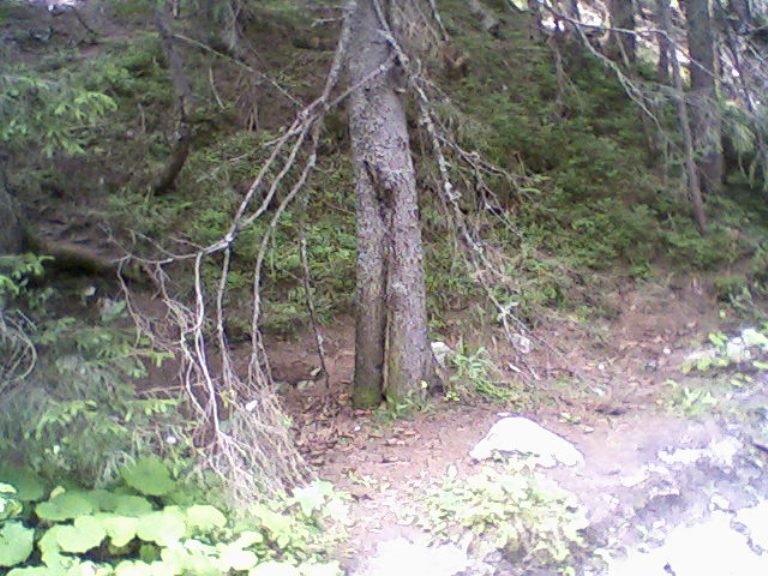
[270,278,768,575]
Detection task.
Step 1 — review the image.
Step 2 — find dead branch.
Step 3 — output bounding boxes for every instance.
[298,191,331,393]
[119,0,363,504]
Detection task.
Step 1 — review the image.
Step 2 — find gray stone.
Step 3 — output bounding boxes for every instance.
[470,417,584,467]
[736,501,768,552]
[358,537,469,576]
[741,328,768,350]
[431,341,453,369]
[608,512,768,575]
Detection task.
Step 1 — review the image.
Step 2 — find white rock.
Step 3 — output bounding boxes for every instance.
[709,494,731,512]
[708,437,742,469]
[741,328,768,350]
[736,501,768,552]
[431,341,453,369]
[726,338,750,361]
[658,447,705,465]
[359,537,469,576]
[607,512,768,576]
[511,333,532,354]
[470,417,584,467]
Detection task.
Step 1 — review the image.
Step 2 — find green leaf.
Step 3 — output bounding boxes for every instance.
[38,526,63,561]
[114,561,156,576]
[8,568,54,576]
[87,489,121,512]
[94,513,139,547]
[249,562,301,576]
[299,562,343,576]
[218,546,258,571]
[0,521,34,567]
[185,505,227,535]
[113,495,154,517]
[136,509,187,546]
[0,468,46,502]
[292,481,333,516]
[232,530,265,548]
[0,486,23,521]
[122,458,175,497]
[56,516,106,553]
[36,492,95,521]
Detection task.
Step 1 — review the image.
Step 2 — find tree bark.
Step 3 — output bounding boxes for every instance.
[656,0,671,83]
[664,0,707,233]
[684,0,723,194]
[607,0,637,65]
[347,0,435,407]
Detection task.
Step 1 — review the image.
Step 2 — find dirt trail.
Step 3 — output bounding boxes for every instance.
[270,278,768,575]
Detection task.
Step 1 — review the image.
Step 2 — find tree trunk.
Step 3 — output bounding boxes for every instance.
[656,0,671,83]
[347,0,435,407]
[608,0,637,65]
[664,0,707,232]
[684,0,723,194]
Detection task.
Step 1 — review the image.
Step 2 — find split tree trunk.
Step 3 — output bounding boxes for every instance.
[347,0,435,407]
[684,0,723,194]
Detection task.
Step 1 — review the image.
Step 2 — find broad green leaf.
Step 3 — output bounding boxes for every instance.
[232,530,265,548]
[38,526,64,560]
[65,560,112,576]
[0,492,23,521]
[136,509,186,546]
[292,481,333,516]
[185,505,227,534]
[161,543,217,576]
[114,561,154,576]
[94,513,139,547]
[249,562,301,576]
[299,562,343,576]
[0,521,34,567]
[121,458,175,497]
[0,468,46,502]
[113,495,154,517]
[8,568,53,576]
[56,516,106,553]
[87,489,122,512]
[36,492,94,521]
[217,546,258,571]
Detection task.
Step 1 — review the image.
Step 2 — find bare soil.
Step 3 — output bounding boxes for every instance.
[266,273,757,572]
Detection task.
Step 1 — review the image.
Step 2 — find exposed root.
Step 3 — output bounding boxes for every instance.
[0,310,36,393]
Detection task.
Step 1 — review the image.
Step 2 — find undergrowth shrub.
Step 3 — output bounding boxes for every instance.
[420,462,588,575]
[0,460,346,576]
[0,259,190,485]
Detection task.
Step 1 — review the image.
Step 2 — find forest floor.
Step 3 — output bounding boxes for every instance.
[270,276,768,575]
